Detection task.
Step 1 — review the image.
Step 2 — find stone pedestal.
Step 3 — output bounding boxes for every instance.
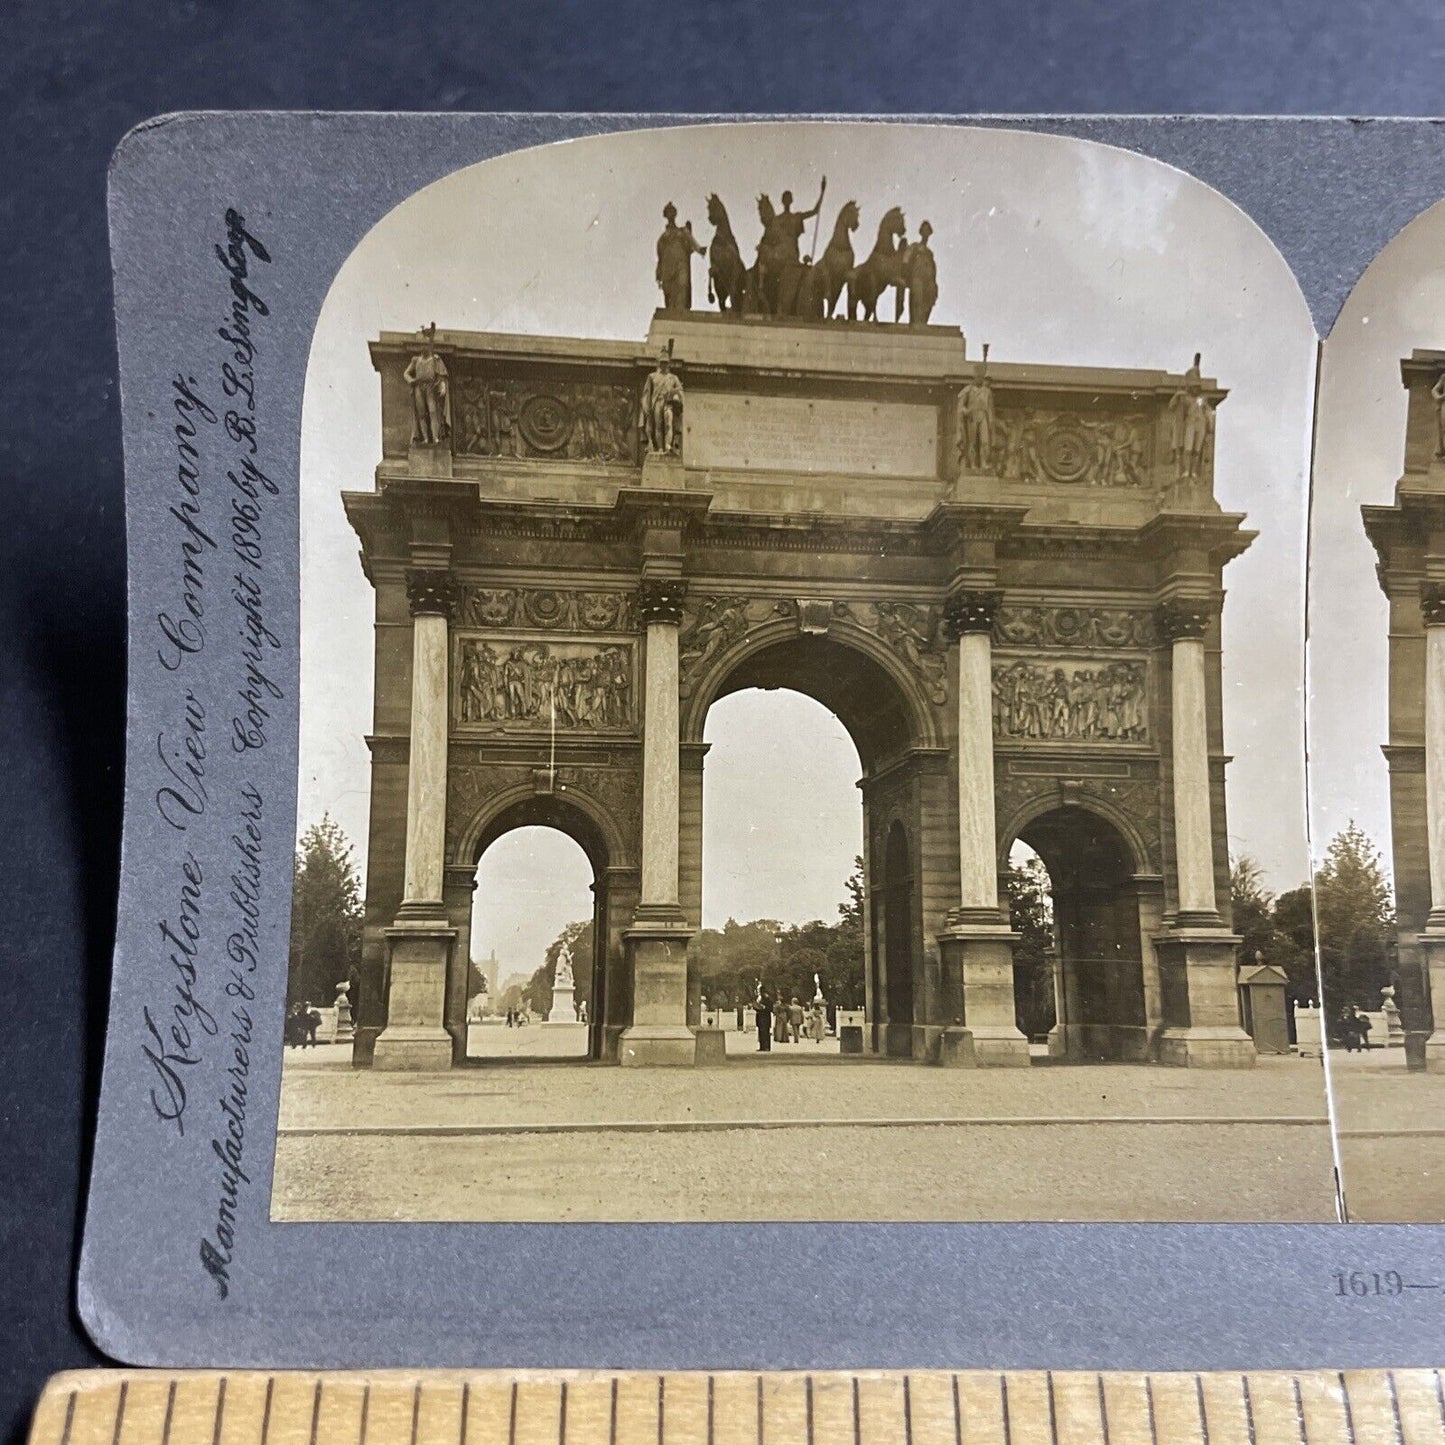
[1419,932,1445,1071]
[938,919,1029,1067]
[694,1028,727,1067]
[640,451,685,490]
[373,913,457,1070]
[619,912,696,1067]
[546,986,578,1024]
[1156,929,1255,1067]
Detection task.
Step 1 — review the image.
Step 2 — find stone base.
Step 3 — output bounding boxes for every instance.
[938,919,1029,1067]
[694,1027,727,1067]
[1157,1026,1257,1069]
[618,1024,698,1068]
[1422,1033,1445,1073]
[371,1026,453,1071]
[545,984,578,1024]
[640,450,685,489]
[374,912,458,1071]
[939,1026,977,1068]
[1155,928,1254,1068]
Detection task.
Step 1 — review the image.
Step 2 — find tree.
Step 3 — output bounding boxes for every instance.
[1271,885,1319,1005]
[1229,856,1276,967]
[1315,822,1395,1011]
[287,817,363,1010]
[1005,853,1055,1038]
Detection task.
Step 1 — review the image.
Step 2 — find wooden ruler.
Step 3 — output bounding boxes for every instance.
[26,1369,1445,1445]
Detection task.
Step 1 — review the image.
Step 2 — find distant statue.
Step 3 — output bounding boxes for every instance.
[1168,352,1215,480]
[1432,370,1445,457]
[656,201,706,311]
[955,345,996,473]
[403,322,450,445]
[639,344,684,454]
[705,193,748,312]
[813,972,824,1003]
[847,206,908,322]
[554,943,575,991]
[905,220,938,325]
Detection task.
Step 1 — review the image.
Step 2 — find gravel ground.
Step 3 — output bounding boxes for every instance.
[271,1053,1335,1222]
[270,1119,1336,1222]
[1327,1049,1445,1220]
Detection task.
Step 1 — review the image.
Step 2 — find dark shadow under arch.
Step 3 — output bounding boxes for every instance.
[1011,805,1152,1062]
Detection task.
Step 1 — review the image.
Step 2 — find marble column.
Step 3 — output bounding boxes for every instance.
[936,588,1028,1068]
[619,576,697,1066]
[1163,603,1218,921]
[1418,583,1445,1069]
[1155,599,1253,1067]
[374,568,460,1070]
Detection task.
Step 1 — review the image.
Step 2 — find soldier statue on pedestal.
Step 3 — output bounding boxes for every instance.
[403,322,450,445]
[640,344,684,455]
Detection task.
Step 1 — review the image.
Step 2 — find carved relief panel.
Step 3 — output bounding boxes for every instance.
[675,592,949,708]
[453,636,636,732]
[988,407,1152,488]
[992,659,1148,743]
[450,369,639,464]
[456,585,636,633]
[991,604,1154,745]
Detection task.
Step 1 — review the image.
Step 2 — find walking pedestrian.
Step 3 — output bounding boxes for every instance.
[755,992,772,1052]
[788,996,804,1044]
[773,997,788,1044]
[809,999,826,1043]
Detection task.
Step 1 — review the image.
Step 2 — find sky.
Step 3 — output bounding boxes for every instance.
[298,120,1318,977]
[1308,198,1445,879]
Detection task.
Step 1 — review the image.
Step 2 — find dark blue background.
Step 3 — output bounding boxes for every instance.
[0,2,1441,1440]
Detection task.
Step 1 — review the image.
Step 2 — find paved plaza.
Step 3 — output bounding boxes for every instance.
[272,1049,1336,1223]
[1329,1048,1445,1222]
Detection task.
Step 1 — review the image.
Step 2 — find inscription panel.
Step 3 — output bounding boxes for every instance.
[685,392,939,478]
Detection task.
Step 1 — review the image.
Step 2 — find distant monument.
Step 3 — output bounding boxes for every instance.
[546,942,579,1025]
[333,980,354,1043]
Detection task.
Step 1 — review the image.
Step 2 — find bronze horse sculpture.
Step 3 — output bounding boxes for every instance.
[814,199,859,319]
[705,193,747,313]
[848,206,909,322]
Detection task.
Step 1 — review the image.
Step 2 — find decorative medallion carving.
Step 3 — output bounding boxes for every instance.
[564,764,643,859]
[1421,582,1445,627]
[406,568,459,618]
[455,586,636,632]
[455,638,634,730]
[993,659,1148,742]
[444,764,515,857]
[1156,599,1212,643]
[943,589,1003,639]
[994,605,1157,650]
[450,371,638,464]
[638,577,687,626]
[990,409,1150,488]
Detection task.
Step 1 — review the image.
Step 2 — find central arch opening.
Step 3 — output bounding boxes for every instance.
[1009,806,1149,1062]
[687,628,931,1060]
[696,687,864,1054]
[466,823,595,1062]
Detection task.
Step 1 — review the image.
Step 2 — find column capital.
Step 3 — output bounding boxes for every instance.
[943,588,1003,639]
[638,576,687,627]
[1421,581,1445,627]
[406,567,459,619]
[1156,598,1212,643]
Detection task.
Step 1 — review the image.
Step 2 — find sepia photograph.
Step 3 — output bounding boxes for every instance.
[269,120,1333,1223]
[1309,196,1445,1222]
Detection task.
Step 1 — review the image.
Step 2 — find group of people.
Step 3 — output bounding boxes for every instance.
[1332,1004,1375,1052]
[283,1000,322,1048]
[752,993,828,1052]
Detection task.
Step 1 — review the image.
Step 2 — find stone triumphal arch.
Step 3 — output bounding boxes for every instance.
[345,311,1257,1070]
